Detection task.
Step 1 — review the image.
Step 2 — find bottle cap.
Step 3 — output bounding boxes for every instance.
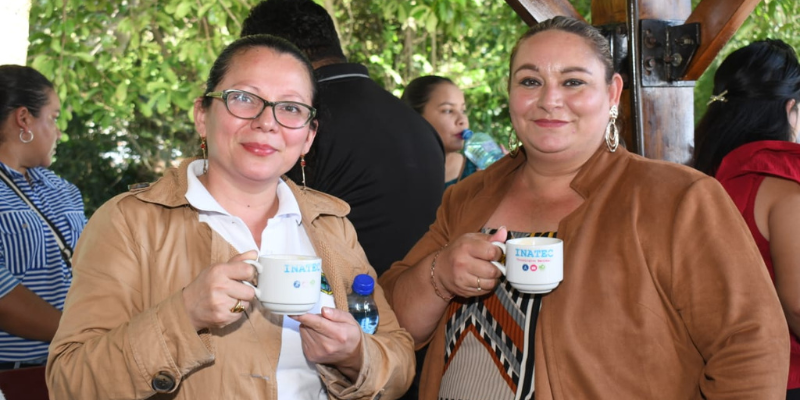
[352,274,375,296]
[460,129,473,141]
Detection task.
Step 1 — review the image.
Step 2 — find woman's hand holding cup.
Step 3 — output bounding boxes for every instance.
[182,250,259,331]
[291,307,364,382]
[435,227,507,298]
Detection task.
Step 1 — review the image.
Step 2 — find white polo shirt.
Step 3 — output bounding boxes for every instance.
[185,160,334,400]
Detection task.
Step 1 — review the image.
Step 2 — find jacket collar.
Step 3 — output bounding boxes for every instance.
[315,63,370,83]
[472,149,525,206]
[291,179,350,222]
[465,144,628,240]
[571,144,630,200]
[135,157,350,221]
[472,144,628,202]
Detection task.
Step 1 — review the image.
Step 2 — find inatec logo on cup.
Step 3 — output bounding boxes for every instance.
[515,248,554,258]
[284,261,322,273]
[244,255,323,314]
[285,261,321,290]
[491,237,564,294]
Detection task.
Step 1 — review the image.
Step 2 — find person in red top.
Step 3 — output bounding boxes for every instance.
[694,39,800,399]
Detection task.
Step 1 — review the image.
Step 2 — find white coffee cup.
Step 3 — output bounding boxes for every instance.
[243,255,322,315]
[490,237,563,294]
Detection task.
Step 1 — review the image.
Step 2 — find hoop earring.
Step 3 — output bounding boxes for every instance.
[19,129,34,144]
[200,137,208,174]
[508,132,521,158]
[300,154,307,190]
[605,105,619,153]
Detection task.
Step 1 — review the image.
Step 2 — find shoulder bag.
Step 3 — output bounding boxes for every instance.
[0,168,73,268]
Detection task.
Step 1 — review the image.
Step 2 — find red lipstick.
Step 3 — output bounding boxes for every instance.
[534,119,568,128]
[242,143,277,156]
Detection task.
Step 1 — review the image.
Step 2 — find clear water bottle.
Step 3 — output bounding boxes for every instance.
[348,274,379,334]
[462,129,505,170]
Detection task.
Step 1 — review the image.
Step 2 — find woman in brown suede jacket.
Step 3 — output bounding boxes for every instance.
[46,34,413,400]
[380,16,788,400]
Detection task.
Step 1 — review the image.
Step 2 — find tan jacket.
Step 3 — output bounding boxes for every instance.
[47,159,414,400]
[380,146,789,399]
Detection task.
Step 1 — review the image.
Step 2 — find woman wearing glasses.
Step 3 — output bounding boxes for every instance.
[46,34,414,400]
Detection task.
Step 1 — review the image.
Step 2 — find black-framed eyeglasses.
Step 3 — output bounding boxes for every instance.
[205,89,316,129]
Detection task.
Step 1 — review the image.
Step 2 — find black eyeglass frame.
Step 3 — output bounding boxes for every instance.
[205,89,317,129]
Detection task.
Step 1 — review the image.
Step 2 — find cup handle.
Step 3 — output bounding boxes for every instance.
[242,259,262,299]
[490,241,507,275]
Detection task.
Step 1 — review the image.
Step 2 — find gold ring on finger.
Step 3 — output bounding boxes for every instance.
[476,277,482,291]
[230,299,245,313]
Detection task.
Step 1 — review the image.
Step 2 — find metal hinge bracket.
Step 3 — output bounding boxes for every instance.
[641,20,700,87]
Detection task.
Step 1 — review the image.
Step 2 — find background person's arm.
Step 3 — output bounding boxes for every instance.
[763,176,800,337]
[0,283,61,342]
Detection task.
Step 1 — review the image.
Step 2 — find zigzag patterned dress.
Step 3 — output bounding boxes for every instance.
[438,230,556,400]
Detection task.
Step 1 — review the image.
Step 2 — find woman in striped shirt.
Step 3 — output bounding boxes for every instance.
[0,65,87,370]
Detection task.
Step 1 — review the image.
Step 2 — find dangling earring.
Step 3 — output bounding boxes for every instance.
[508,132,521,157]
[19,129,34,144]
[200,137,208,174]
[605,105,619,153]
[300,154,307,190]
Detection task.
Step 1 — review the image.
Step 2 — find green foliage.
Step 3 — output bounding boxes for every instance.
[341,0,532,140]
[28,0,255,215]
[26,0,799,215]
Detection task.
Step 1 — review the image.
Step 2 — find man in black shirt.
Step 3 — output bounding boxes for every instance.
[241,0,445,275]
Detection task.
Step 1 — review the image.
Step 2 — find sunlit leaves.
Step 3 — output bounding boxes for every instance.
[27,0,252,214]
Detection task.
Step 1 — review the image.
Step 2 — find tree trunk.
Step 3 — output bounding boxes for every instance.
[0,0,31,65]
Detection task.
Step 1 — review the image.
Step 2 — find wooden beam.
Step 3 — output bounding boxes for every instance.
[682,0,761,80]
[593,1,691,24]
[504,0,584,26]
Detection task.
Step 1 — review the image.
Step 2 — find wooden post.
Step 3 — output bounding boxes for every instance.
[593,0,694,164]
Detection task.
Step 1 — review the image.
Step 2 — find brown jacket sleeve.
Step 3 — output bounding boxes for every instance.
[670,177,789,396]
[46,196,215,399]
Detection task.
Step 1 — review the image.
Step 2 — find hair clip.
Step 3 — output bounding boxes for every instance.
[707,90,728,106]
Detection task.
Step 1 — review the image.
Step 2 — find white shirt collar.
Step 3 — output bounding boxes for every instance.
[184,160,302,223]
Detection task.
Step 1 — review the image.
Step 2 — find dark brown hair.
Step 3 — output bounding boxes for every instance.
[508,16,615,88]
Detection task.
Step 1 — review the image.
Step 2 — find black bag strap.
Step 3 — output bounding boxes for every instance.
[0,168,73,268]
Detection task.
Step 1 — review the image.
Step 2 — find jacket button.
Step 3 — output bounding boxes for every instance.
[151,371,176,392]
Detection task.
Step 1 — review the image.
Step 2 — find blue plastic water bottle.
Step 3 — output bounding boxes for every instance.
[348,274,379,334]
[461,129,504,169]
